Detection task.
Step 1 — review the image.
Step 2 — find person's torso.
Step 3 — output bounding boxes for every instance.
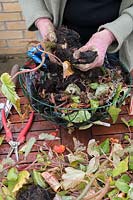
[63,0,122,44]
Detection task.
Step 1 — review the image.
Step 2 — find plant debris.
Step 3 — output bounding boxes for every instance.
[0,135,133,200]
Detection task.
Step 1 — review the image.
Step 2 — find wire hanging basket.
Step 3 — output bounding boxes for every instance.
[19,50,132,129]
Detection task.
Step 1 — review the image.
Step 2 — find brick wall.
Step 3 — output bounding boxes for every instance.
[0,0,36,55]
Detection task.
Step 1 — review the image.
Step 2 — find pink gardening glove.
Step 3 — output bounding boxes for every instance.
[35,18,57,42]
[73,29,115,71]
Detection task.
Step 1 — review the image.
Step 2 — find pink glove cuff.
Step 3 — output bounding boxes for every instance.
[101,29,116,45]
[35,17,51,28]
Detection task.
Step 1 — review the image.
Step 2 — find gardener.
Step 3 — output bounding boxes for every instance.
[19,0,133,74]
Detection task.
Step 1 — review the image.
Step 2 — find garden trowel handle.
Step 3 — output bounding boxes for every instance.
[10,64,20,85]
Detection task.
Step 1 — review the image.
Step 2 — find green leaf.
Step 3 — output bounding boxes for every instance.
[108,189,119,199]
[32,170,46,188]
[12,170,30,193]
[128,119,133,127]
[0,73,21,115]
[63,110,91,123]
[120,174,131,183]
[112,84,122,106]
[115,179,130,193]
[6,196,15,200]
[7,168,18,181]
[71,96,80,103]
[0,195,3,200]
[62,167,85,190]
[20,137,36,158]
[99,138,110,154]
[113,157,129,177]
[89,82,99,90]
[121,118,129,127]
[90,99,99,112]
[0,136,4,146]
[129,154,133,170]
[2,186,11,196]
[108,105,121,123]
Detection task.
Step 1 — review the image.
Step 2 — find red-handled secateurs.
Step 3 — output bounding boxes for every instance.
[1,109,34,161]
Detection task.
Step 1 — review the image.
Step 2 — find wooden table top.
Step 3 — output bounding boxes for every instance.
[0,86,133,166]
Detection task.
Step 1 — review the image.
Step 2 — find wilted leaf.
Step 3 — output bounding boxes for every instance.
[86,157,99,174]
[115,179,130,193]
[67,152,88,164]
[73,137,86,152]
[112,143,124,167]
[63,61,74,79]
[87,139,100,157]
[95,84,109,97]
[62,167,85,190]
[63,110,91,123]
[32,170,46,188]
[108,105,121,123]
[65,83,81,95]
[2,157,15,166]
[128,183,133,199]
[62,196,74,200]
[0,73,21,114]
[12,170,30,193]
[20,137,36,158]
[39,133,59,140]
[42,172,61,192]
[113,157,128,177]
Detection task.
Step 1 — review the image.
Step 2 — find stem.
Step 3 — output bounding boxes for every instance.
[77,160,108,200]
[77,176,96,200]
[24,158,38,170]
[11,55,46,81]
[36,46,63,66]
[95,179,110,200]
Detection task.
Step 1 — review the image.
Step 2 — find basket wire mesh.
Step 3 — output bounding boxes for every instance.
[19,59,132,128]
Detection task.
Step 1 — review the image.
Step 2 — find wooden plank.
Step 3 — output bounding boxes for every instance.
[60,127,92,149]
